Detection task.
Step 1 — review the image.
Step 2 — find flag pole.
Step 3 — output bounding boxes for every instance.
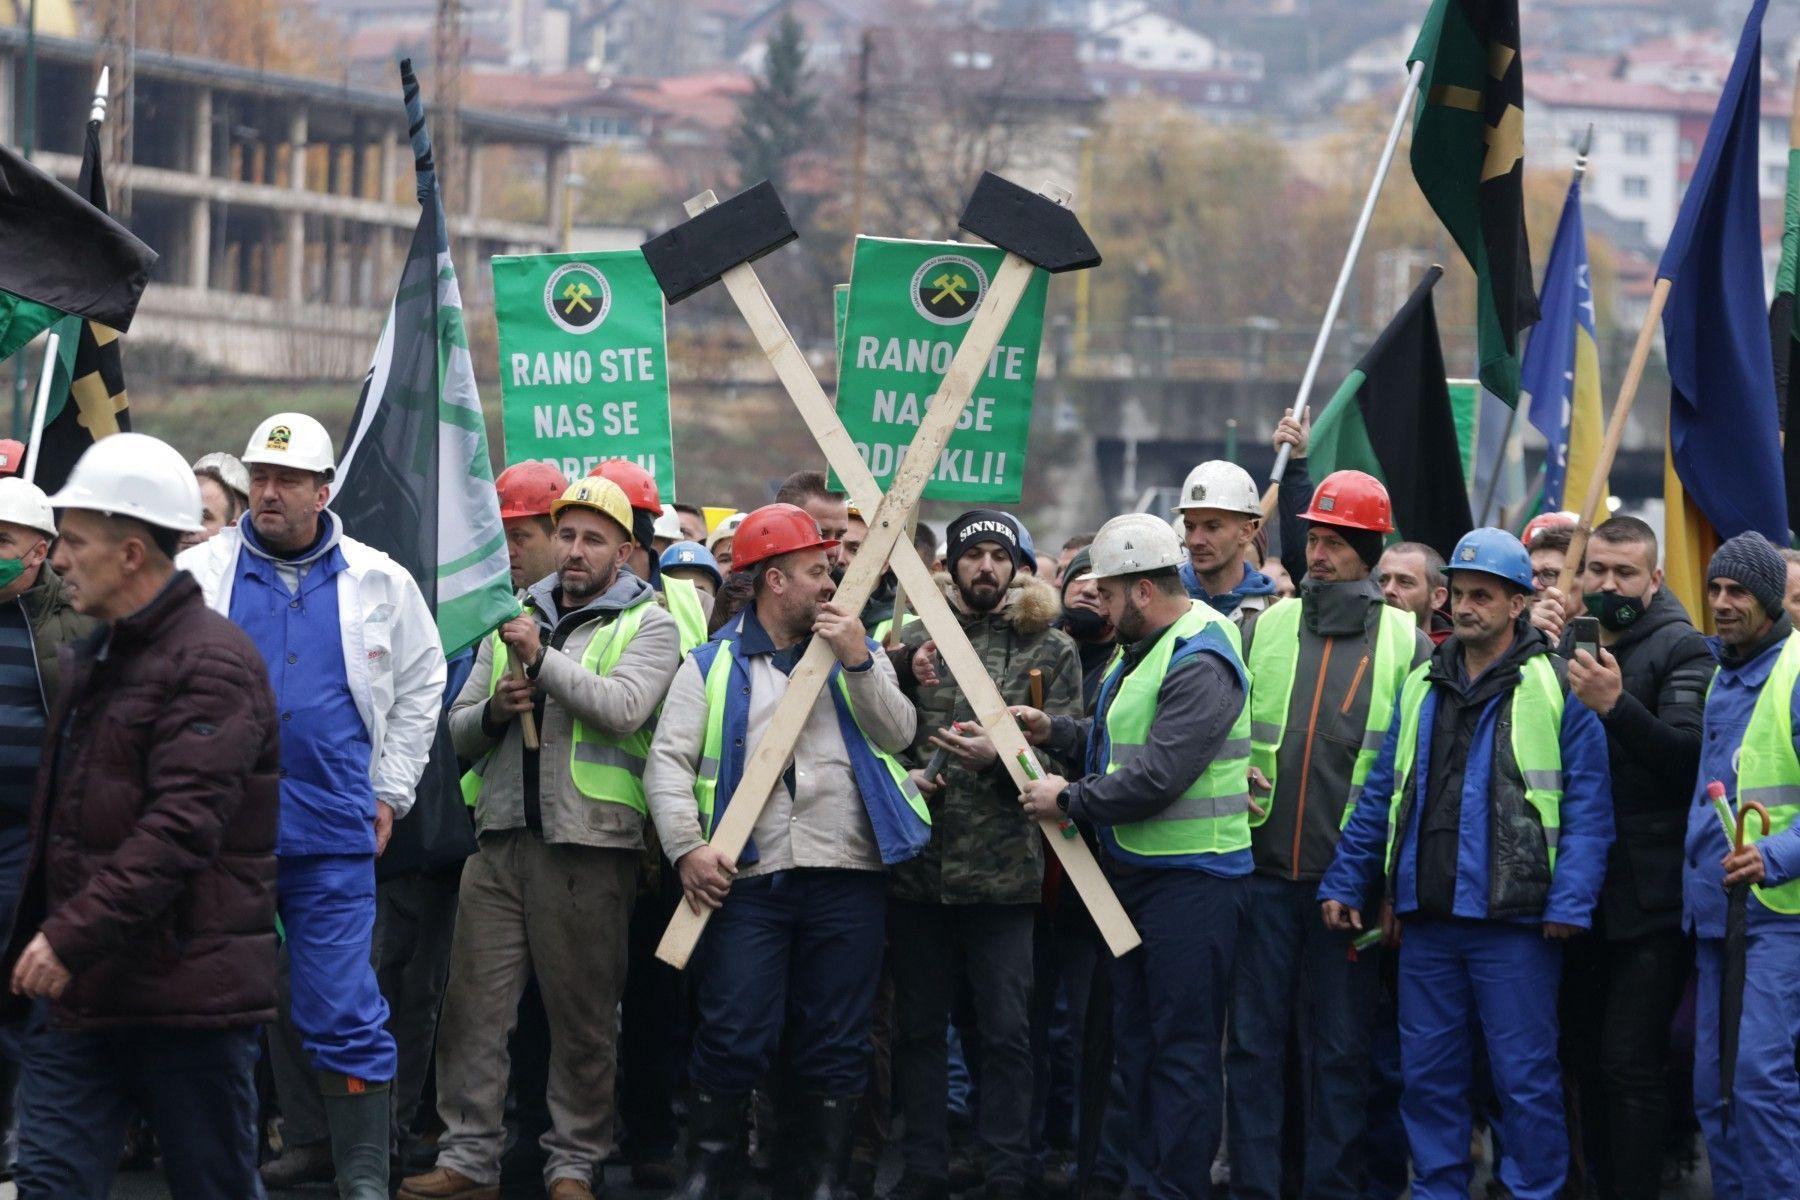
[22,331,60,484]
[1553,276,1673,597]
[1267,56,1425,493]
[1479,124,1593,526]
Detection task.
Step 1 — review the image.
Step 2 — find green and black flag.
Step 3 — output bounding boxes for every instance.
[1772,136,1800,537]
[34,117,135,493]
[1308,266,1473,559]
[0,139,155,364]
[1409,0,1539,405]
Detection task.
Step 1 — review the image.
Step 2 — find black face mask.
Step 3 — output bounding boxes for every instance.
[1063,607,1111,642]
[1585,589,1646,633]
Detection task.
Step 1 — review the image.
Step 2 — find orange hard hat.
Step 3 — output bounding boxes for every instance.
[587,459,661,514]
[0,439,23,477]
[495,462,570,521]
[1521,510,1579,546]
[1301,470,1393,534]
[731,503,838,571]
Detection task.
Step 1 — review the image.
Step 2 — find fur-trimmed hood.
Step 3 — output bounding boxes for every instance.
[937,570,1061,635]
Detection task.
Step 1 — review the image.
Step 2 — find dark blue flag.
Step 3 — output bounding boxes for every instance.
[1659,0,1786,545]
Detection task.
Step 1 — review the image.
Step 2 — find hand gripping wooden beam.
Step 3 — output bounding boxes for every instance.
[644,177,1137,967]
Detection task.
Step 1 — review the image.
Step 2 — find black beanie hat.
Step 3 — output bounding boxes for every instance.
[946,510,1024,570]
[1708,531,1787,619]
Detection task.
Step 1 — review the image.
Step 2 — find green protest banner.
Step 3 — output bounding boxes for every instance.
[491,250,677,496]
[831,237,1048,504]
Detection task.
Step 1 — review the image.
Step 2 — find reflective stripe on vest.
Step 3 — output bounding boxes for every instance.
[1731,631,1800,914]
[693,640,927,839]
[664,576,708,657]
[1385,654,1565,879]
[460,603,654,813]
[1101,601,1253,859]
[1245,597,1416,830]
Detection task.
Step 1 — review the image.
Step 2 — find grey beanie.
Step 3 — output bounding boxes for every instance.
[1708,531,1787,618]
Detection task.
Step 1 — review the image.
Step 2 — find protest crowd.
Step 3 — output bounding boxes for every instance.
[5,1,1800,1198]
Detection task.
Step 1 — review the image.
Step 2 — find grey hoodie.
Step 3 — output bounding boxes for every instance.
[449,567,680,850]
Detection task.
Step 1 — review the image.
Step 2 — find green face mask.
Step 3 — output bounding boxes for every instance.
[0,556,24,589]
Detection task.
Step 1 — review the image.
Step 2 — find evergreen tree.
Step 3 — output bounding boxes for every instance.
[730,11,818,197]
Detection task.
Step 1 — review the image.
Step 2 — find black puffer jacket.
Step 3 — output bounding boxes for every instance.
[1560,587,1711,939]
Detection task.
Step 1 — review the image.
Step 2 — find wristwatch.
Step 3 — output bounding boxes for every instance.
[525,645,548,679]
[1056,787,1072,814]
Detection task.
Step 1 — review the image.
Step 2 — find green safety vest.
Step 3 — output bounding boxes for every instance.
[1384,654,1564,879]
[870,613,918,645]
[1245,598,1417,829]
[1725,631,1800,914]
[461,602,653,812]
[692,640,928,840]
[663,576,708,657]
[1100,601,1253,859]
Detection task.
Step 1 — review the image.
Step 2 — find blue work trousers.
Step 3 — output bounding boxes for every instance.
[1109,867,1245,1200]
[279,853,396,1082]
[1693,932,1800,1200]
[690,868,886,1096]
[1397,919,1566,1200]
[14,1004,263,1199]
[1225,872,1378,1200]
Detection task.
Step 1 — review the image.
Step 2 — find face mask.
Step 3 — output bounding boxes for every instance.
[0,557,24,590]
[1063,607,1110,641]
[1585,589,1644,633]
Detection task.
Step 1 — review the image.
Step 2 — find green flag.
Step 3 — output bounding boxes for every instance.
[1772,145,1800,530]
[1310,266,1472,559]
[1409,0,1539,404]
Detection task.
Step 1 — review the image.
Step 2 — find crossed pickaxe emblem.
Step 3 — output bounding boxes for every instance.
[561,281,595,315]
[930,272,971,307]
[638,176,1131,967]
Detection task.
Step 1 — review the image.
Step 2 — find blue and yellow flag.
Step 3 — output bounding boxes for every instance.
[1658,0,1785,624]
[1521,174,1604,517]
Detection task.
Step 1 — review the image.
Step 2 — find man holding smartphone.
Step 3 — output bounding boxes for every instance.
[1529,515,1711,1200]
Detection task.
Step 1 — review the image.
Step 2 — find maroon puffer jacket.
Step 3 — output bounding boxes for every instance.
[3,571,280,1030]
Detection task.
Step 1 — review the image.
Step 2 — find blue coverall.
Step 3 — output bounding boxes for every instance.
[1683,629,1800,1200]
[1320,650,1612,1200]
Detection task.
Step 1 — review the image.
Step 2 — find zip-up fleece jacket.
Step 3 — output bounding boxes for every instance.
[450,570,679,850]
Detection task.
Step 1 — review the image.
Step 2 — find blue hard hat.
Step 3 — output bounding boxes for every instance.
[1444,527,1533,591]
[659,540,723,590]
[1005,512,1036,563]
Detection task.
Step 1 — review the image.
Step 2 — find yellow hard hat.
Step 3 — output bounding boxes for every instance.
[550,477,634,537]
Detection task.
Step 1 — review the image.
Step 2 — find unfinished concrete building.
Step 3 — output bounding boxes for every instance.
[0,28,573,377]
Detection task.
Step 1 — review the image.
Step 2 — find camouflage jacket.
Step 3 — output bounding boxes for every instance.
[889,573,1082,905]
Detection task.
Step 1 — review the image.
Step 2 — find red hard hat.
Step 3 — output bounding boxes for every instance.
[0,439,22,477]
[1301,470,1393,534]
[1521,510,1579,546]
[588,459,660,514]
[495,462,569,521]
[731,503,839,571]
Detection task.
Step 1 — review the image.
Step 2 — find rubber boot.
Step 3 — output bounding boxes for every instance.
[672,1090,748,1200]
[320,1072,392,1200]
[798,1094,857,1200]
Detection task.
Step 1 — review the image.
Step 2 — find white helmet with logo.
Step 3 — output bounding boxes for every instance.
[1090,512,1186,579]
[47,433,204,532]
[1174,460,1261,516]
[653,504,683,542]
[242,412,336,478]
[0,477,57,537]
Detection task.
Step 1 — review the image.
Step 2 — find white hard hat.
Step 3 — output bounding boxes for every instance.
[706,511,747,553]
[242,412,336,478]
[0,477,56,537]
[47,433,204,533]
[192,451,250,500]
[1174,460,1261,516]
[654,504,683,541]
[1090,512,1185,579]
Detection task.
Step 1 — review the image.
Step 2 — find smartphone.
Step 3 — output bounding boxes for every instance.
[1570,615,1600,662]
